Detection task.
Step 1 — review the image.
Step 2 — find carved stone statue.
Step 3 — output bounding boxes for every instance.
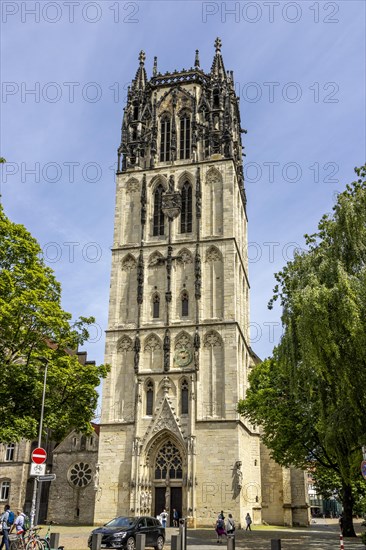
[93,463,100,490]
[140,490,147,509]
[235,460,243,490]
[165,475,171,510]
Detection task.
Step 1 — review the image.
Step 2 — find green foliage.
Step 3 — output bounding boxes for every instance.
[239,165,366,536]
[361,531,366,545]
[0,204,109,442]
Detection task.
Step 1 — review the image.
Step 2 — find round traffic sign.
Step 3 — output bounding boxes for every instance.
[32,447,47,464]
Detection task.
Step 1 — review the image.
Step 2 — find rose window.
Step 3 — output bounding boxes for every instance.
[69,462,92,487]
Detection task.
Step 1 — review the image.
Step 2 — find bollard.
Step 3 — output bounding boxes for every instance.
[171,534,181,550]
[136,533,146,550]
[270,540,281,550]
[227,533,235,550]
[179,518,187,550]
[339,533,344,550]
[50,533,60,550]
[91,533,102,550]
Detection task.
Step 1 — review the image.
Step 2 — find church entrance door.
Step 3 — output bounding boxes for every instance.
[170,487,182,524]
[154,486,182,526]
[154,487,165,518]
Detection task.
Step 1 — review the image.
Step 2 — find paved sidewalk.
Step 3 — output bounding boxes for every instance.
[40,522,365,550]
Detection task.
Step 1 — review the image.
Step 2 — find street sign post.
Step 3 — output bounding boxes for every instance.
[38,474,56,482]
[31,447,47,464]
[30,463,46,477]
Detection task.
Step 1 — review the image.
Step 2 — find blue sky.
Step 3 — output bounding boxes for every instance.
[1,1,365,411]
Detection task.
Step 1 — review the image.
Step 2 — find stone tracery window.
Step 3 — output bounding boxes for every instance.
[181,379,189,415]
[153,184,165,236]
[68,462,92,488]
[152,292,160,318]
[180,181,192,234]
[146,380,154,416]
[181,291,189,317]
[160,114,171,162]
[154,440,183,480]
[179,113,191,160]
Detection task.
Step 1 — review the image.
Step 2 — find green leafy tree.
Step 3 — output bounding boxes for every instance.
[238,165,366,537]
[0,203,109,442]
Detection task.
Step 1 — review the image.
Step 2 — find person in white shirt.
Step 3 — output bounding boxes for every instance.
[10,511,25,536]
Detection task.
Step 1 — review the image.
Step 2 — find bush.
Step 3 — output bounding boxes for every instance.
[360,531,366,545]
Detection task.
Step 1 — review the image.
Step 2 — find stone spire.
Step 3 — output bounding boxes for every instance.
[153,56,158,76]
[210,37,227,80]
[132,50,147,90]
[194,49,200,69]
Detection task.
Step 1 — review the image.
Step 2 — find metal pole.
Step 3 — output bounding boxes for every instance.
[30,360,48,528]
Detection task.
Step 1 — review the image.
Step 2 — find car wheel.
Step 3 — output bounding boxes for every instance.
[126,537,135,550]
[155,536,164,550]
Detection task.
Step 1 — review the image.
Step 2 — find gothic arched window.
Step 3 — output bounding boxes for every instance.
[133,101,139,121]
[152,293,160,318]
[179,113,191,160]
[180,181,192,234]
[153,184,165,236]
[154,440,183,480]
[146,380,154,416]
[181,379,189,414]
[160,115,171,162]
[213,89,220,109]
[181,291,189,317]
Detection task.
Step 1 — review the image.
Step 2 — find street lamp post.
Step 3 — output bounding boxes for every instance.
[30,358,48,528]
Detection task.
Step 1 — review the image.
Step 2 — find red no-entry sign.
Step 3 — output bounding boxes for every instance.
[31,447,47,464]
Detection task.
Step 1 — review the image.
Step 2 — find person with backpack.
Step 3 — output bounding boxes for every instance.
[226,513,235,534]
[0,504,14,550]
[10,510,26,537]
[215,512,226,543]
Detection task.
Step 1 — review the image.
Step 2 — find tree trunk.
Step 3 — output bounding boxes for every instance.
[341,482,356,537]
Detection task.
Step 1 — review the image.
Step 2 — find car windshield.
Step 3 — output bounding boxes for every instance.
[105,517,136,528]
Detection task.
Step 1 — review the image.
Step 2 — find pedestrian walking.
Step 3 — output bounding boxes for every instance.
[245,512,252,531]
[0,505,12,550]
[226,513,235,534]
[173,509,179,527]
[215,513,226,543]
[160,509,168,528]
[10,510,25,536]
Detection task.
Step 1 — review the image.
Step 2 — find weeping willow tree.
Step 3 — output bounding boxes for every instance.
[238,165,366,537]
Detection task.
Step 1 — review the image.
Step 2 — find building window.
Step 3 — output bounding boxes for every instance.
[181,291,189,317]
[0,481,10,501]
[160,115,171,162]
[180,182,192,234]
[5,444,15,462]
[146,381,154,416]
[153,184,165,236]
[133,101,139,121]
[213,89,220,109]
[181,380,189,415]
[179,114,191,160]
[68,463,92,488]
[154,440,182,479]
[152,293,160,318]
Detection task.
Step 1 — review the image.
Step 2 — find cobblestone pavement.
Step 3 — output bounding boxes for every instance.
[42,522,365,550]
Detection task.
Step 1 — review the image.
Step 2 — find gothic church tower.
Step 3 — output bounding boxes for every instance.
[95,40,308,528]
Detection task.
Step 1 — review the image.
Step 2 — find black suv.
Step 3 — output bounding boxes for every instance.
[88,516,165,550]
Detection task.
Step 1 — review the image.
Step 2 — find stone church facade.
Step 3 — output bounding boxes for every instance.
[95,40,309,528]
